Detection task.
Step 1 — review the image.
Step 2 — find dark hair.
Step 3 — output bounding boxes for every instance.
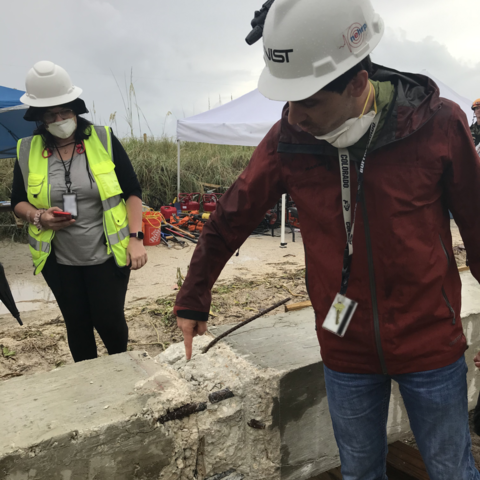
[34,116,93,151]
[322,55,373,94]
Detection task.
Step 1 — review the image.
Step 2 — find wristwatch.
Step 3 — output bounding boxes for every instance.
[129,231,144,240]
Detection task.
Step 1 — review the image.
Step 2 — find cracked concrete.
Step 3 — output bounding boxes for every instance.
[1,271,479,479]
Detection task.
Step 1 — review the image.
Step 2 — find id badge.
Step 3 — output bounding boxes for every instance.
[63,192,78,218]
[322,293,358,337]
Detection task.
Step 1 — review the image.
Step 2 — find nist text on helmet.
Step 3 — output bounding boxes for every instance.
[264,48,294,63]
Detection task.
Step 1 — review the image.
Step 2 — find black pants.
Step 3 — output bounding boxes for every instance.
[42,254,130,362]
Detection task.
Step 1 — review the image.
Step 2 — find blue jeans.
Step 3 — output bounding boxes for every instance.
[324,356,480,480]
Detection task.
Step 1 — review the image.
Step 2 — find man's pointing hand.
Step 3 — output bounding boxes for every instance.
[176,317,208,360]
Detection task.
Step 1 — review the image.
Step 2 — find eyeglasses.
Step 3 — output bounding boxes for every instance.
[43,108,75,123]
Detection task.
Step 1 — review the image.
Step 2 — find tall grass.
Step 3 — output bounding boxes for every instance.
[0,158,27,242]
[124,137,254,208]
[0,139,254,241]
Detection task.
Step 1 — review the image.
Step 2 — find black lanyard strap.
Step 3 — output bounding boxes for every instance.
[55,144,76,193]
[337,112,381,296]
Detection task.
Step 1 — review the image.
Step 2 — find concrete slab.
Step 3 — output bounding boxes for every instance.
[0,270,478,480]
[0,351,178,480]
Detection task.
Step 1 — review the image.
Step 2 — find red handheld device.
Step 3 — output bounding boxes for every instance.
[53,211,72,220]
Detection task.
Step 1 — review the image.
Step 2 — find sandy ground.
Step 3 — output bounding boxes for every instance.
[0,230,306,379]
[0,230,305,323]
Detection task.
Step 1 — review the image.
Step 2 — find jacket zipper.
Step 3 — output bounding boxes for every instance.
[439,235,456,325]
[360,189,388,375]
[303,244,310,298]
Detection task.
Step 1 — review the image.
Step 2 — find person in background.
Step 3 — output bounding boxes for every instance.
[11,61,147,362]
[470,99,480,146]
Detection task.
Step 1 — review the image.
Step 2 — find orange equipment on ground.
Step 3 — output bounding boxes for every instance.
[142,210,162,246]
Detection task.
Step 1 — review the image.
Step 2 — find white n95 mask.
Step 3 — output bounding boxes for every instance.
[46,118,77,139]
[316,82,378,149]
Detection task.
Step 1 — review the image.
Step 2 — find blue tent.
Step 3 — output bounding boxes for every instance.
[0,86,35,159]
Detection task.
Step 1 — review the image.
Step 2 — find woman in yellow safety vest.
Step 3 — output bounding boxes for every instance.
[11,61,148,362]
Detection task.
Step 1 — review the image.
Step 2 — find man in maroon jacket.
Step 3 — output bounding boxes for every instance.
[175,0,480,477]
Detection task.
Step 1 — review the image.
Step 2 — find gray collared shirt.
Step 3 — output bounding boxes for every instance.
[49,150,111,266]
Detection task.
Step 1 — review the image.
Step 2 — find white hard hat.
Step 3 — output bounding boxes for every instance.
[20,61,83,108]
[258,0,385,101]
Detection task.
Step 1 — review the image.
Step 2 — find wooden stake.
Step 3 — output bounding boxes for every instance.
[284,300,312,312]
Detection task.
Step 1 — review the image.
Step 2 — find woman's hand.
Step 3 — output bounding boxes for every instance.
[127,238,148,270]
[40,207,76,231]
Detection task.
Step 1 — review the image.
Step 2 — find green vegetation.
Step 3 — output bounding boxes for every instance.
[0,138,255,241]
[0,158,27,242]
[123,137,253,207]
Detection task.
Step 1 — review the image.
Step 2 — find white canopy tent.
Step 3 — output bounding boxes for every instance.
[177,88,284,148]
[176,88,284,197]
[176,88,285,242]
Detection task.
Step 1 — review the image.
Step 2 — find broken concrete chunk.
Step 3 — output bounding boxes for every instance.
[156,346,185,365]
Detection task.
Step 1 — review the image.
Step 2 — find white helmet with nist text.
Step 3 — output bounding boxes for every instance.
[258,0,385,101]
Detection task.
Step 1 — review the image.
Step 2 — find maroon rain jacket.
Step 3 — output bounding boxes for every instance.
[174,65,480,375]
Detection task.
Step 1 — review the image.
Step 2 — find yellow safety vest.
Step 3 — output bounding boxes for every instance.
[17,126,130,275]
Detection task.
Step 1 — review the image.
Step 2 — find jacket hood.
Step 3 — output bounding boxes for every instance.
[278,64,443,153]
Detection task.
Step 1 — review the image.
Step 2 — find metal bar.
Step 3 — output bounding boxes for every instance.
[280,194,286,248]
[202,297,291,354]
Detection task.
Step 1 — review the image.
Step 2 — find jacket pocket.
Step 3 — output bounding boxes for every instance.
[89,161,123,199]
[439,235,456,325]
[27,173,45,199]
[111,204,130,248]
[111,205,127,229]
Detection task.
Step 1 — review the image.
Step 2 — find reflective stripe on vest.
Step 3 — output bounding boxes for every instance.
[17,126,129,274]
[18,135,54,275]
[84,127,129,267]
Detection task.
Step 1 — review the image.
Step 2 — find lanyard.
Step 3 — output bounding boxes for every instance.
[56,145,76,193]
[337,112,381,296]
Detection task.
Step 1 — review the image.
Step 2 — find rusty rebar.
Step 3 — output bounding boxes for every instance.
[202,297,291,354]
[208,388,234,404]
[158,402,207,424]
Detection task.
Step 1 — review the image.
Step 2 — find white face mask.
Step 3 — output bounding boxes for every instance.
[46,118,77,139]
[316,82,378,149]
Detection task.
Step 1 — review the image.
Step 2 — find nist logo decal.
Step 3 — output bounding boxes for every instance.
[340,23,368,53]
[264,48,294,63]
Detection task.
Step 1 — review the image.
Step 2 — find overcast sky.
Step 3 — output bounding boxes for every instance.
[2,0,479,138]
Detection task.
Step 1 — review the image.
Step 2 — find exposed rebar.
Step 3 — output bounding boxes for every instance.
[202,297,291,354]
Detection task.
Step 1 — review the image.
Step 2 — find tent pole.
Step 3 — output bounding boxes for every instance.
[177,140,181,198]
[280,194,287,248]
